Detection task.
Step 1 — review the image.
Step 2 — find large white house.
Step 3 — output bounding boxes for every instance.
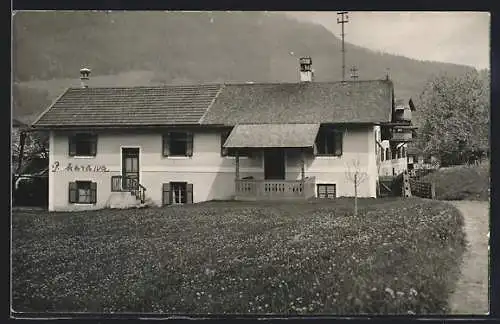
[31,58,415,211]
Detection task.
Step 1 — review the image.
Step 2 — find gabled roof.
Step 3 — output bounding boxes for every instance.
[32,80,394,128]
[203,80,393,125]
[33,84,223,127]
[395,98,416,112]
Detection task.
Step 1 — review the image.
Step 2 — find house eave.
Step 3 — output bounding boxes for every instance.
[29,123,230,132]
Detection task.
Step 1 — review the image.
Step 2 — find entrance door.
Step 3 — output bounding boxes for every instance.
[122,148,140,190]
[264,148,285,180]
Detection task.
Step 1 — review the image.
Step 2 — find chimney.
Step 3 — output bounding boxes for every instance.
[299,57,313,82]
[80,67,91,88]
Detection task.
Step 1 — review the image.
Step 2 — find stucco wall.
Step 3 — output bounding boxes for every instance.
[378,136,409,176]
[49,126,379,211]
[284,126,377,197]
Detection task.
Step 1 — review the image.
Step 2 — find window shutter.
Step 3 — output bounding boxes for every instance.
[90,182,97,203]
[162,133,170,157]
[90,134,97,156]
[334,131,343,156]
[68,182,77,203]
[162,183,171,206]
[186,183,193,204]
[68,136,77,156]
[186,132,193,157]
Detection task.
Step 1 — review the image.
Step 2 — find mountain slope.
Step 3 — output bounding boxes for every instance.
[12,11,477,123]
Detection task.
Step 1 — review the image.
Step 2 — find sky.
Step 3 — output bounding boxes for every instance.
[285,11,490,70]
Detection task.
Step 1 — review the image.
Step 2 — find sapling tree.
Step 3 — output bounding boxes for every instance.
[345,158,369,217]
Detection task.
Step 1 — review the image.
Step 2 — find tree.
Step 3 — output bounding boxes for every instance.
[417,70,490,166]
[12,130,49,175]
[345,158,368,217]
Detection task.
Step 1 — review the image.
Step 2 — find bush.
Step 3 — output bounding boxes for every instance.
[422,161,489,201]
[12,198,466,314]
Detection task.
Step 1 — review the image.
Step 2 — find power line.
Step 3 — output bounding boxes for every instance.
[337,11,349,81]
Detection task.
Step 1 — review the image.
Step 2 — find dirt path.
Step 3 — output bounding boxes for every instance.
[447,200,489,314]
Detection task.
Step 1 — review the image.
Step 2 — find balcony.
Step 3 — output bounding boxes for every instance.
[389,127,414,142]
[235,176,316,201]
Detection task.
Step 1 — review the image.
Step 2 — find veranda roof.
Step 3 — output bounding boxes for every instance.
[223,123,320,148]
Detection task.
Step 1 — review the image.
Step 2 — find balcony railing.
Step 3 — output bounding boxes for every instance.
[235,176,316,200]
[111,176,146,203]
[390,128,413,142]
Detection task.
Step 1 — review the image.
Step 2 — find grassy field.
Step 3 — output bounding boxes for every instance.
[421,160,490,201]
[12,198,466,315]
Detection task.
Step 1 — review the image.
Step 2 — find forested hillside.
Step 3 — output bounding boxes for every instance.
[13,11,478,123]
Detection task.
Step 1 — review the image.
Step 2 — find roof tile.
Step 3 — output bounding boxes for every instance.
[32,80,393,128]
[33,84,222,127]
[202,80,393,125]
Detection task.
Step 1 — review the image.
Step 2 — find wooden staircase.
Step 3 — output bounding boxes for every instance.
[378,176,396,197]
[111,176,147,204]
[378,172,408,198]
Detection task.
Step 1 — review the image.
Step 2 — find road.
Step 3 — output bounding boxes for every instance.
[447,200,489,315]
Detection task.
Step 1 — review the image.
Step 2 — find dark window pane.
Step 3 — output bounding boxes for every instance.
[169,132,188,156]
[315,128,342,156]
[71,134,97,156]
[171,182,187,204]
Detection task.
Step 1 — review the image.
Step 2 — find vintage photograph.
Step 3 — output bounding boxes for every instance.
[11,11,490,316]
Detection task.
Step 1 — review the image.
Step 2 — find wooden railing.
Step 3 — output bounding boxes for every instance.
[235,177,316,200]
[111,176,147,203]
[390,129,413,142]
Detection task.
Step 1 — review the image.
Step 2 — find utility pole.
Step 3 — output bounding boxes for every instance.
[337,11,349,81]
[350,65,359,80]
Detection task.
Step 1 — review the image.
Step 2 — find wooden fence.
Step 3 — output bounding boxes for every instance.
[409,178,436,199]
[410,168,436,180]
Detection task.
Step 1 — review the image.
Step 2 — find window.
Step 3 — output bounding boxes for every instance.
[162,132,193,157]
[69,133,97,157]
[69,181,97,204]
[402,147,406,158]
[315,128,343,156]
[381,147,385,161]
[392,148,397,160]
[220,130,250,157]
[162,182,193,205]
[317,184,336,199]
[385,148,390,160]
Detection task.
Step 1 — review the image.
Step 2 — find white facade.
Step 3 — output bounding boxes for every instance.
[47,125,396,211]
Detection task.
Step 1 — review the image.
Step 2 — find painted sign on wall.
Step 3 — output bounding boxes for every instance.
[51,161,109,172]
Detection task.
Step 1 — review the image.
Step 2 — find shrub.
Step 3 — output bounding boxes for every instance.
[422,161,489,201]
